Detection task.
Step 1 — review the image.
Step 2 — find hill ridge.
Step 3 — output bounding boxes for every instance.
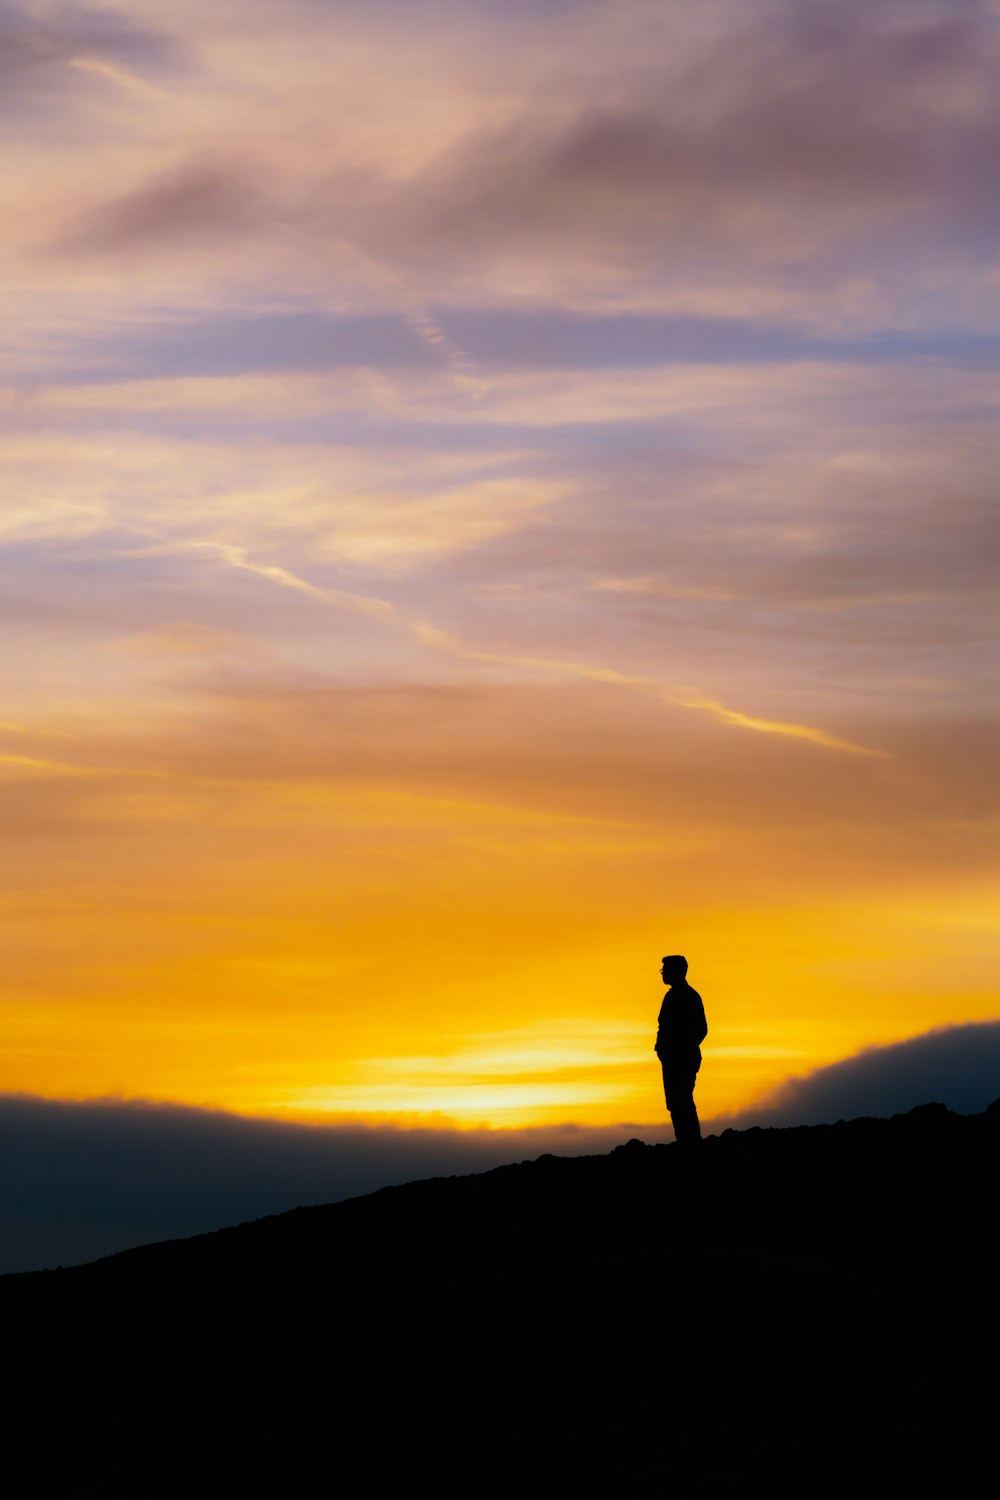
[4,1101,998,1495]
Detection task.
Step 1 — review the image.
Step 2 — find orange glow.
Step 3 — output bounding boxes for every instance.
[2,730,997,1128]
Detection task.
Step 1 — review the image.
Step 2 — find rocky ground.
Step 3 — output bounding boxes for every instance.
[4,1101,998,1497]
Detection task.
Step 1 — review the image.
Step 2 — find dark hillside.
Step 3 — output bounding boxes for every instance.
[4,1104,999,1497]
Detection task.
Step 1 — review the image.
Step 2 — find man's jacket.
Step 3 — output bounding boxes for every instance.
[655,982,708,1065]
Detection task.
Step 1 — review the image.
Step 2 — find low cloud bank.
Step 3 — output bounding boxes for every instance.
[0,1098,634,1274]
[723,1020,1000,1129]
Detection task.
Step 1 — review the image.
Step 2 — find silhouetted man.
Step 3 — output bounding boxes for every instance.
[655,954,708,1145]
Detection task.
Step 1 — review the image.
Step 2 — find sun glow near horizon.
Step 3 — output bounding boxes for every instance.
[4,859,997,1129]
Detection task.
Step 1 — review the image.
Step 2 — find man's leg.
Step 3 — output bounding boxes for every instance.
[663,1064,701,1145]
[665,1062,704,1140]
[679,1090,701,1144]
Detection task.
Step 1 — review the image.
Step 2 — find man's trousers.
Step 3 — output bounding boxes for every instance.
[661,1054,702,1144]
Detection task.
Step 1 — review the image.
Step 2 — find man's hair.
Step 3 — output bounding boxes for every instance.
[661,953,688,977]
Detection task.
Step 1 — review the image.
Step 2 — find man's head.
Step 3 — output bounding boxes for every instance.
[661,954,688,985]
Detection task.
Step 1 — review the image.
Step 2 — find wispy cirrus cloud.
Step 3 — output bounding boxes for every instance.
[109,534,891,757]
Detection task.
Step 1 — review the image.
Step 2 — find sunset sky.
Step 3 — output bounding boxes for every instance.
[3,0,998,1134]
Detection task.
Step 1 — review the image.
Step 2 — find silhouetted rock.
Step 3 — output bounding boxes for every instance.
[2,1105,998,1497]
[611,1135,647,1154]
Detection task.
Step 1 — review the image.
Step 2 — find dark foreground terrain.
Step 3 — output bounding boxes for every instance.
[4,1103,999,1497]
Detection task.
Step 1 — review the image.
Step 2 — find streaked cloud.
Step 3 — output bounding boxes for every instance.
[56,160,264,254]
[66,53,177,103]
[682,698,889,758]
[0,1,182,108]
